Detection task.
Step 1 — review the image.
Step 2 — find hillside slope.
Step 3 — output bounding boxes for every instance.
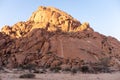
[0,6,120,72]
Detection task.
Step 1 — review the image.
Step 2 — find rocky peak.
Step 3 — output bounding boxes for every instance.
[28,6,92,32]
[1,6,92,38]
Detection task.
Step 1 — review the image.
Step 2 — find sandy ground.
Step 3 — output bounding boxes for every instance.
[0,72,120,80]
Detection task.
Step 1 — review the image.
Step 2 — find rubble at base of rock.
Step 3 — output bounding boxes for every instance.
[0,6,120,73]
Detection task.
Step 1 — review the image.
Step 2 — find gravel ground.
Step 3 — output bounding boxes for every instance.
[0,72,120,80]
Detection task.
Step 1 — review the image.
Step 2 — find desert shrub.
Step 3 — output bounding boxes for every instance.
[19,73,35,78]
[100,57,110,66]
[61,64,71,72]
[90,57,111,73]
[93,65,110,73]
[71,68,77,74]
[33,70,40,73]
[64,68,71,72]
[99,57,110,72]
[50,66,61,73]
[19,64,36,71]
[71,66,80,74]
[0,67,3,70]
[33,68,46,74]
[81,65,89,73]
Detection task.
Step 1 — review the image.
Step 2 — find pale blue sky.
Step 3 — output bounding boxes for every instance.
[0,0,120,40]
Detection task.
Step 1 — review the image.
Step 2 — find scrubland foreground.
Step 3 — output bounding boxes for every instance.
[0,71,120,80]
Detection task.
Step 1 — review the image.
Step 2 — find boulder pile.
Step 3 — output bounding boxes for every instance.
[0,6,120,73]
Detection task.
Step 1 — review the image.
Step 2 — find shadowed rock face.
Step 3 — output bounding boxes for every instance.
[0,6,120,72]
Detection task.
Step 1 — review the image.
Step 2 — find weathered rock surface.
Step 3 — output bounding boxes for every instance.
[0,6,120,73]
[1,6,92,38]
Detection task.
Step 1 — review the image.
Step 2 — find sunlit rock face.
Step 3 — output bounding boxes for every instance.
[29,6,81,32]
[1,6,92,38]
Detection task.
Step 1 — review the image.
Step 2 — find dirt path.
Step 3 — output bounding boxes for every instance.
[0,72,120,80]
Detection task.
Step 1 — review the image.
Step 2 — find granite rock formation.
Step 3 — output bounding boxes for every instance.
[0,6,120,72]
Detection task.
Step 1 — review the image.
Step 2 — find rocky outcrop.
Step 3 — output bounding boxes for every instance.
[29,6,81,32]
[1,6,92,38]
[0,6,120,72]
